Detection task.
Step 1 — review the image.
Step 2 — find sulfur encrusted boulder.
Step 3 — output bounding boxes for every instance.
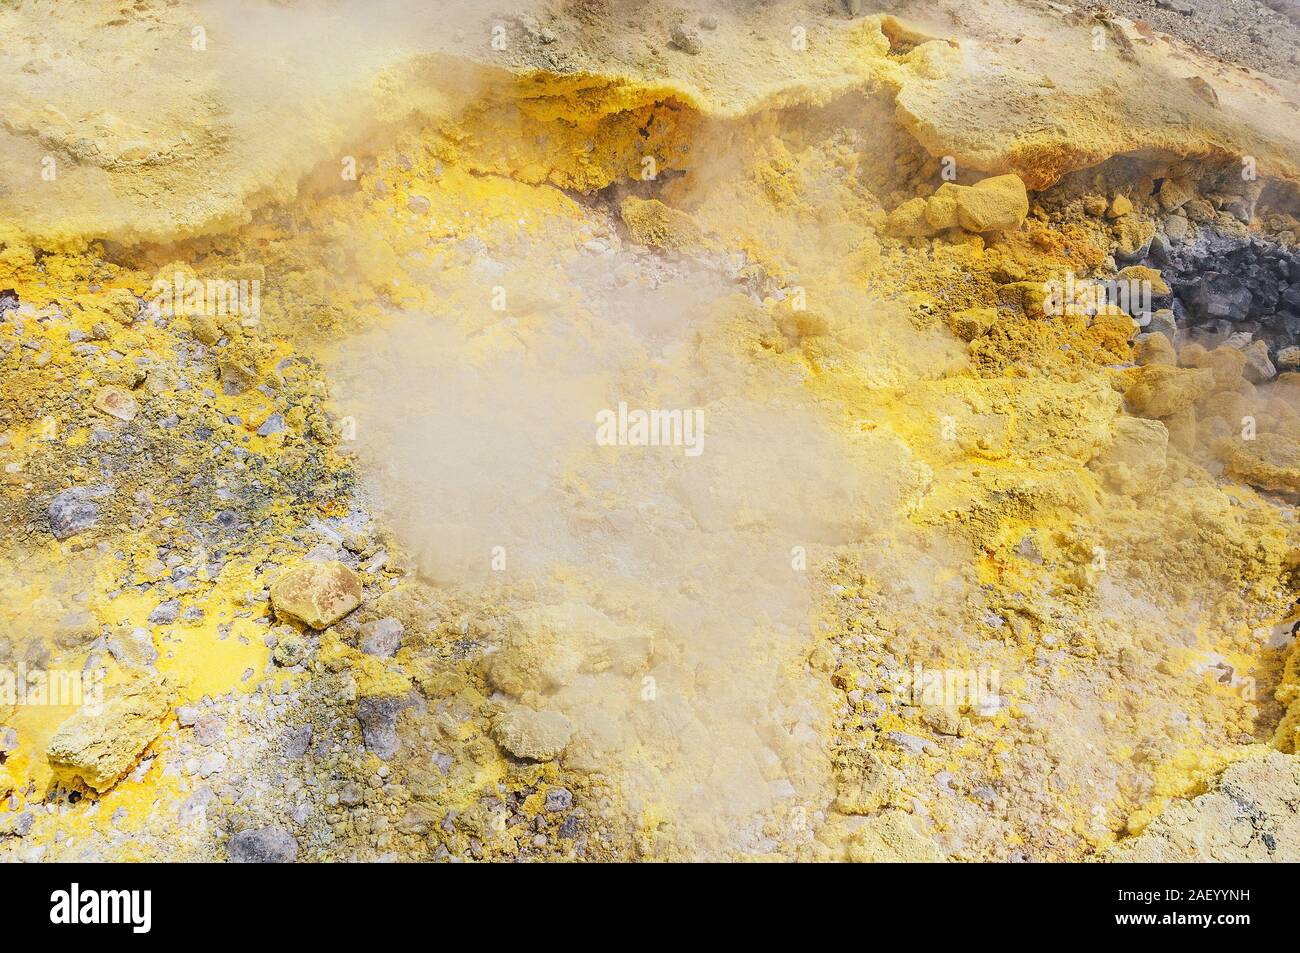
[1118,264,1171,296]
[1182,343,1248,389]
[46,674,176,792]
[890,174,1030,238]
[834,749,903,815]
[619,196,703,250]
[886,197,932,237]
[924,183,962,231]
[1220,432,1300,496]
[845,810,946,862]
[492,705,574,762]
[953,174,1029,233]
[1092,416,1168,494]
[945,307,998,342]
[1133,333,1177,366]
[269,560,363,629]
[1124,364,1214,418]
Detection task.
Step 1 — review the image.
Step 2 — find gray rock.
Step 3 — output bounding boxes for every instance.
[357,695,410,759]
[1242,340,1277,382]
[256,411,286,437]
[338,781,365,807]
[1187,273,1252,322]
[885,730,936,754]
[670,23,702,54]
[407,195,431,214]
[196,752,226,777]
[178,786,216,824]
[359,617,404,658]
[1276,345,1300,370]
[1148,309,1177,340]
[544,788,573,812]
[0,810,33,837]
[1224,198,1253,224]
[148,600,182,625]
[47,487,109,540]
[1148,233,1170,263]
[1282,284,1300,314]
[228,825,298,863]
[193,714,225,746]
[107,626,157,669]
[54,610,98,649]
[281,724,313,759]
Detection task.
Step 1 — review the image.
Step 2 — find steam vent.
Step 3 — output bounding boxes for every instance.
[4,0,1300,875]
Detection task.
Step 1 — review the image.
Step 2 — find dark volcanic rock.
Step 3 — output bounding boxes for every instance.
[1143,227,1300,360]
[1186,272,1253,323]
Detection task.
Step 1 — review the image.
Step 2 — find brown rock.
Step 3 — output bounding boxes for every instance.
[1107,194,1133,219]
[93,386,138,422]
[1157,177,1195,212]
[270,560,363,629]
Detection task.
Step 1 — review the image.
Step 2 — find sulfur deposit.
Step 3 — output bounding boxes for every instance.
[2,0,1300,864]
